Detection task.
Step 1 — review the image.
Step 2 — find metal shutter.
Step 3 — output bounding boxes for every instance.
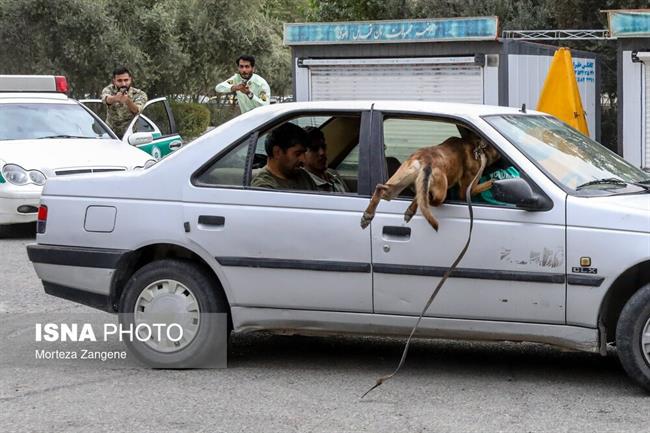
[308,61,483,104]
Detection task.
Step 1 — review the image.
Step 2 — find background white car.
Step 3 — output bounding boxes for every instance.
[0,75,155,225]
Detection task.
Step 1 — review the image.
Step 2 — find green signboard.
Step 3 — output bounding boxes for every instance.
[284,17,499,45]
[608,10,650,38]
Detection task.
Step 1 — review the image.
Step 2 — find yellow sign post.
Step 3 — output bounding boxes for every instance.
[536,47,589,136]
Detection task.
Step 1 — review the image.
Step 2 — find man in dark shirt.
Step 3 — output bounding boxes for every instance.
[303,126,348,193]
[251,122,316,190]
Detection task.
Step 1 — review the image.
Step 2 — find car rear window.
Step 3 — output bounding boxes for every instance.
[0,103,113,140]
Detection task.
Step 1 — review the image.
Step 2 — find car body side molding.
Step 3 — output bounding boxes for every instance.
[373,263,566,284]
[216,257,371,273]
[27,244,128,269]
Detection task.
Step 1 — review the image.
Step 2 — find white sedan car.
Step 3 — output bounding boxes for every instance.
[0,76,155,225]
[27,101,650,391]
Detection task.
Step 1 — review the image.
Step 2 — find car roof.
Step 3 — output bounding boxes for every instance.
[0,93,75,103]
[250,100,542,118]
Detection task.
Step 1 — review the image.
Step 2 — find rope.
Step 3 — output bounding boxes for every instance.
[361,152,488,399]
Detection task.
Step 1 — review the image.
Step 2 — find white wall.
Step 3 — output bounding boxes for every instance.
[621,51,644,168]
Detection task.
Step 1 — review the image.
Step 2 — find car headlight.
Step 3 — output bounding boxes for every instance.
[1,164,46,186]
[28,170,47,186]
[2,164,29,185]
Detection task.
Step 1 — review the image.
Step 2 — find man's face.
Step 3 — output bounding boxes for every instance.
[112,72,132,89]
[304,137,328,174]
[238,60,254,80]
[274,143,306,177]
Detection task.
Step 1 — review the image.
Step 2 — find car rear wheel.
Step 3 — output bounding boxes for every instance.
[119,259,228,368]
[616,283,650,392]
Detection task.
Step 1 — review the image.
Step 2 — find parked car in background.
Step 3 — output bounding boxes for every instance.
[81,97,182,160]
[0,75,156,225]
[27,100,650,392]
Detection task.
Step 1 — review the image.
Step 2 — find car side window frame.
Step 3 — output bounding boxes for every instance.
[371,110,552,209]
[141,98,177,138]
[191,132,258,190]
[192,109,373,196]
[132,114,158,134]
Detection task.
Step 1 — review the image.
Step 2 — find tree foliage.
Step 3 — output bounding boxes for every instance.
[0,0,302,99]
[0,0,644,145]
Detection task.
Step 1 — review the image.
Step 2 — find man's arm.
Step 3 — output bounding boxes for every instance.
[128,90,147,115]
[101,86,114,106]
[248,79,271,108]
[215,75,239,93]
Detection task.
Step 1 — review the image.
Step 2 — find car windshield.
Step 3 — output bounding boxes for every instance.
[484,114,650,194]
[0,103,113,140]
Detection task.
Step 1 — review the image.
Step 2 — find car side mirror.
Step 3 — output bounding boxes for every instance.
[491,178,552,211]
[127,132,154,146]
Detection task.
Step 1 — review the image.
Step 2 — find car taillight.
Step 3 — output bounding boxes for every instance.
[54,76,68,93]
[36,205,48,234]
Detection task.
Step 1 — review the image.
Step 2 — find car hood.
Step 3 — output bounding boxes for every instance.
[0,138,151,173]
[567,193,650,233]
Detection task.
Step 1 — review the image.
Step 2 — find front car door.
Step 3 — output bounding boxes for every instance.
[368,108,568,325]
[182,108,375,317]
[123,97,182,159]
[81,97,182,159]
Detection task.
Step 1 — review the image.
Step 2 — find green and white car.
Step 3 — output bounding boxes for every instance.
[81,97,183,160]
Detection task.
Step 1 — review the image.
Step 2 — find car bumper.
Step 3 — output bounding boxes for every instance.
[0,184,42,224]
[27,244,129,312]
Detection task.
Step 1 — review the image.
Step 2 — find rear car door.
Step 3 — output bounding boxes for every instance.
[368,112,568,324]
[182,110,374,313]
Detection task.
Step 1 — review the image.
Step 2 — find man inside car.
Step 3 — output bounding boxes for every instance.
[303,126,348,193]
[251,122,316,191]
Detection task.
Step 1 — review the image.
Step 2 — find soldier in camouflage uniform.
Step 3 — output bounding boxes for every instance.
[215,55,270,114]
[101,66,148,138]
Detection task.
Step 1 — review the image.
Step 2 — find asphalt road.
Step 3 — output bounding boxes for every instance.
[1,223,648,433]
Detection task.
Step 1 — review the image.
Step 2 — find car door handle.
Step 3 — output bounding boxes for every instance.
[198,215,225,227]
[169,140,182,150]
[382,226,411,239]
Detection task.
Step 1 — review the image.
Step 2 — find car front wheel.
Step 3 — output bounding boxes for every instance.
[119,259,228,368]
[616,283,650,392]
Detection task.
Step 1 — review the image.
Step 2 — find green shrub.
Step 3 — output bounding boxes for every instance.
[170,102,211,140]
[206,101,240,127]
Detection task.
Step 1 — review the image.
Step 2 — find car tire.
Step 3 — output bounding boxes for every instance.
[118,259,228,368]
[616,283,650,392]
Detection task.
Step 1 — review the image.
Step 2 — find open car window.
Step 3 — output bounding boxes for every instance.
[142,100,172,136]
[133,115,156,134]
[382,115,520,207]
[195,112,362,194]
[250,114,361,193]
